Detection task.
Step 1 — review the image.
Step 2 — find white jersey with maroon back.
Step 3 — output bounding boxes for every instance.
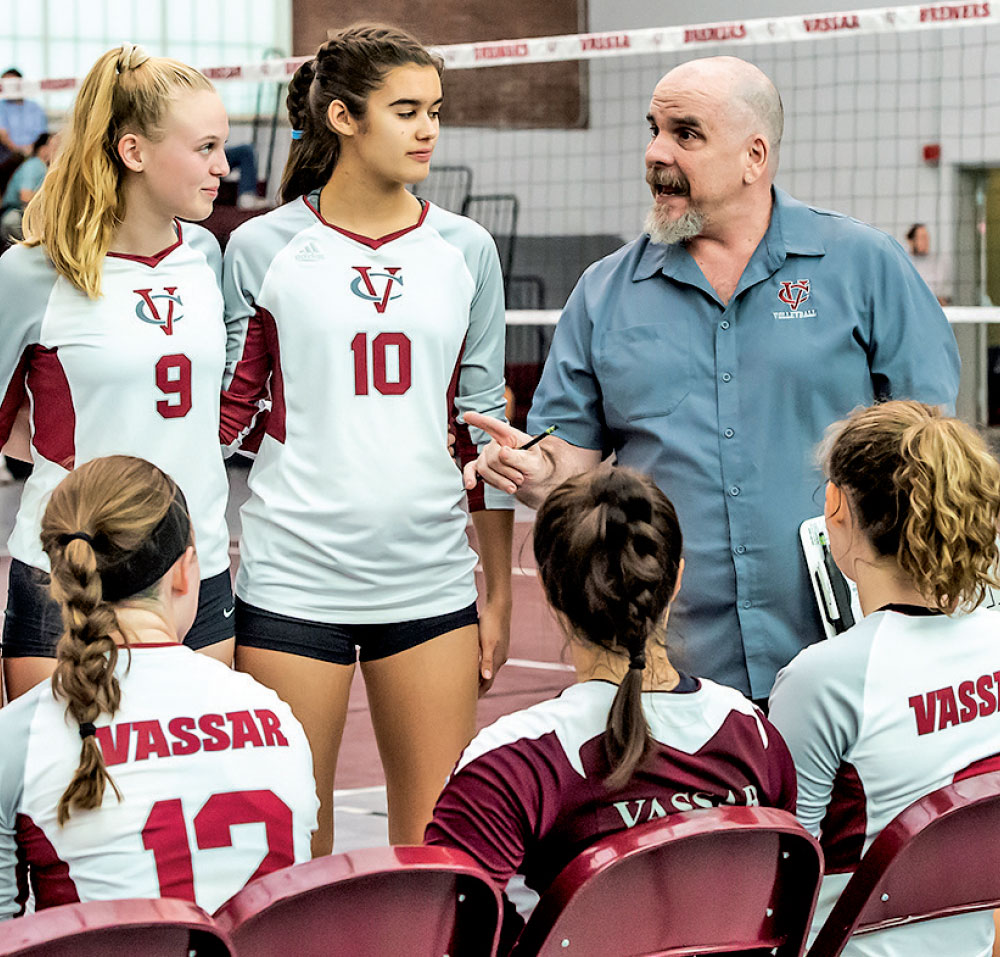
[0,225,230,577]
[0,644,318,919]
[769,606,1000,957]
[222,195,511,623]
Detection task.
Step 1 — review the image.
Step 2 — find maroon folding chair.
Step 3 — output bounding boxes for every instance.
[806,769,1000,957]
[0,897,233,957]
[510,806,823,957]
[215,844,502,957]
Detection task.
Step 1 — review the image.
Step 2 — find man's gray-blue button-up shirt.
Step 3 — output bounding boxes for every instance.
[528,188,960,698]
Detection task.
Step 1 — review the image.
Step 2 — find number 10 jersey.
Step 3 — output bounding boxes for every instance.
[0,226,231,578]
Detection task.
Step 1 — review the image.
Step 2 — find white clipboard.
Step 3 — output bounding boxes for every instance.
[801,516,1000,638]
[799,516,861,640]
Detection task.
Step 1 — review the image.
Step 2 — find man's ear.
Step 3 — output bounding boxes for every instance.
[743,134,769,185]
[116,132,145,173]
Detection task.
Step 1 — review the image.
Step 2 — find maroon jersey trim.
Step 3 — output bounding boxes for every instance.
[0,349,30,447]
[220,306,285,448]
[302,195,429,249]
[26,346,75,470]
[107,222,184,267]
[16,813,80,911]
[819,760,867,874]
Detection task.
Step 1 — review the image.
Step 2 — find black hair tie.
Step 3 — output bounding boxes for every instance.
[60,532,94,547]
[79,722,97,740]
[629,652,647,671]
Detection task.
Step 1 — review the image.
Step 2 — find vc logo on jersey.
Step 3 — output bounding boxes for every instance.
[134,287,183,335]
[350,266,403,314]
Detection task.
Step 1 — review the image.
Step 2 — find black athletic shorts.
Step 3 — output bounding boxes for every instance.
[1,559,235,657]
[234,597,479,665]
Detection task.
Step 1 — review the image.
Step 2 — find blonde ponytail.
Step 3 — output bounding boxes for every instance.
[825,400,1000,613]
[21,45,212,300]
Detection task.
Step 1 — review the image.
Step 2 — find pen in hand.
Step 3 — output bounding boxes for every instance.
[518,424,558,451]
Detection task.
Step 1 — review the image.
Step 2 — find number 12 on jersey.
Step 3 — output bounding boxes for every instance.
[351,332,411,396]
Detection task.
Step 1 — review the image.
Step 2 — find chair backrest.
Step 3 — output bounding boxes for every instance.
[806,769,1000,957]
[214,844,502,957]
[414,164,473,213]
[510,806,823,957]
[0,898,233,957]
[462,194,519,285]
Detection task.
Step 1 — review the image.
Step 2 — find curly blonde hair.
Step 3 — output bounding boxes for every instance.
[823,400,1000,613]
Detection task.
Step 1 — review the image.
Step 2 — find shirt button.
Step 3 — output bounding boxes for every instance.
[720,320,730,330]
[729,486,740,496]
[735,544,746,554]
[742,599,752,609]
[721,372,732,382]
[724,428,735,438]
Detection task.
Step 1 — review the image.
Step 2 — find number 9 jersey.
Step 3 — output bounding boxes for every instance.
[0,226,230,579]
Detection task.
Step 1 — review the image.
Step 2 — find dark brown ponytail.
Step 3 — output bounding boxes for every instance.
[40,455,187,824]
[280,22,443,203]
[533,465,683,789]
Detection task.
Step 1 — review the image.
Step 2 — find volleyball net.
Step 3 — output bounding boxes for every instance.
[3,4,1000,418]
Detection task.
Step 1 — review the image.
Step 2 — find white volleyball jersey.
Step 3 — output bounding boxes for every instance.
[0,226,230,577]
[0,643,318,919]
[222,196,511,623]
[769,605,1000,957]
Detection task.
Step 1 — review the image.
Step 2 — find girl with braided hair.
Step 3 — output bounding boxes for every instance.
[0,456,317,919]
[221,22,513,853]
[427,465,795,953]
[769,400,1000,957]
[0,45,236,701]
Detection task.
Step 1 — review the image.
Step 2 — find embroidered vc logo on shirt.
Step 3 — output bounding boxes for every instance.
[350,266,404,314]
[134,287,183,336]
[773,279,817,320]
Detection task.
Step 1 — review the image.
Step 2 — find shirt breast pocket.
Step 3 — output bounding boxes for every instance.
[596,320,691,423]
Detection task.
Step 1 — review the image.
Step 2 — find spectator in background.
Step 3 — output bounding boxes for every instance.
[225,143,269,208]
[0,131,57,243]
[906,222,952,305]
[0,69,47,194]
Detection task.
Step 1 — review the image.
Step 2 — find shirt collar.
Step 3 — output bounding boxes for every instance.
[631,187,827,286]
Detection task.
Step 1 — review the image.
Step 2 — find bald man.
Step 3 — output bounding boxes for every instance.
[466,57,959,702]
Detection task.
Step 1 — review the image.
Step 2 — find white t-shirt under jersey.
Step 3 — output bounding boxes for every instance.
[0,643,318,918]
[769,605,1000,957]
[0,225,231,577]
[222,196,511,623]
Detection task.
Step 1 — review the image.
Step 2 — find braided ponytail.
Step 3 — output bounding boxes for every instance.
[40,456,188,824]
[534,465,683,790]
[825,400,1000,612]
[279,22,443,203]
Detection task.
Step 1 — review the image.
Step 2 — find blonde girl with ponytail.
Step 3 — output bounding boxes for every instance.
[769,399,1000,957]
[0,456,316,919]
[0,45,237,700]
[427,465,796,953]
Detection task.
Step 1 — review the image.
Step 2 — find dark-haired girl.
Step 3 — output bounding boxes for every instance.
[426,465,795,952]
[220,23,512,853]
[0,456,317,919]
[770,400,1000,957]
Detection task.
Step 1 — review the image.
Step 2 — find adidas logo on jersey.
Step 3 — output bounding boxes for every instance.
[295,241,324,262]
